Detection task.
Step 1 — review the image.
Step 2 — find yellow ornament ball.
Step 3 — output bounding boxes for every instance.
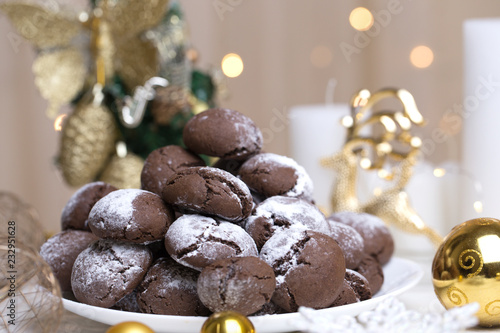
[201,311,255,333]
[105,322,154,333]
[432,217,500,327]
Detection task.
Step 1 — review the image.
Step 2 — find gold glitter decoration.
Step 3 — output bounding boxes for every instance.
[0,192,45,251]
[99,153,144,189]
[0,0,169,116]
[151,85,190,125]
[101,0,168,38]
[321,88,443,246]
[447,286,469,306]
[0,3,80,49]
[33,48,86,118]
[115,37,159,90]
[432,217,500,327]
[486,301,500,316]
[201,311,255,333]
[59,101,118,187]
[0,242,63,332]
[459,249,484,278]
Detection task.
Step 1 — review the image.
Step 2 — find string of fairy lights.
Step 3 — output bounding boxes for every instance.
[51,5,482,215]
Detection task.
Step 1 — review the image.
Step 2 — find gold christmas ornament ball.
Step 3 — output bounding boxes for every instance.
[105,322,154,333]
[201,311,255,333]
[432,217,500,327]
[99,153,144,189]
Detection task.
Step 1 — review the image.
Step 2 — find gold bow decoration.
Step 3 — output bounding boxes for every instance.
[0,0,168,118]
[322,88,443,246]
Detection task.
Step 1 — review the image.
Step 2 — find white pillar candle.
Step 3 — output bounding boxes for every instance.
[288,103,349,211]
[462,19,500,221]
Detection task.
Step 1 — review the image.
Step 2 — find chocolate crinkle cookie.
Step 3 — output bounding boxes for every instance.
[328,211,394,265]
[40,230,98,292]
[141,145,205,196]
[238,153,314,202]
[260,226,346,312]
[345,269,372,301]
[183,108,263,160]
[197,256,276,316]
[211,158,246,176]
[245,196,329,249]
[161,166,253,222]
[111,290,140,312]
[71,240,153,308]
[329,280,359,307]
[87,189,175,244]
[61,181,118,231]
[137,257,210,316]
[165,214,258,271]
[324,220,365,269]
[355,254,384,294]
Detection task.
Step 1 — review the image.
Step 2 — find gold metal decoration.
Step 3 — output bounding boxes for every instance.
[99,153,144,189]
[33,48,86,117]
[201,311,255,333]
[0,241,63,332]
[322,88,443,246]
[0,0,169,117]
[0,3,80,49]
[105,321,154,333]
[59,87,118,187]
[432,217,500,327]
[0,192,45,251]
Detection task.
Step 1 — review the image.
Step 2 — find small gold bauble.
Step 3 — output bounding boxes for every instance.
[99,153,144,189]
[201,311,255,333]
[105,321,154,333]
[432,217,500,327]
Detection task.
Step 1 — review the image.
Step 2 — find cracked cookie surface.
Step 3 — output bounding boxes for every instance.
[137,257,209,315]
[260,226,345,312]
[165,214,258,271]
[40,230,98,292]
[245,196,329,249]
[88,189,175,243]
[61,181,118,231]
[71,239,153,308]
[238,153,313,202]
[141,145,205,196]
[327,211,394,265]
[161,166,253,222]
[197,256,276,315]
[183,108,263,160]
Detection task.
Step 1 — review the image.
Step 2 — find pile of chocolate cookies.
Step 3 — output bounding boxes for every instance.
[40,108,394,316]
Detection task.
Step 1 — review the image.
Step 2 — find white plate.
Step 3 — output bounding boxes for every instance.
[63,257,423,333]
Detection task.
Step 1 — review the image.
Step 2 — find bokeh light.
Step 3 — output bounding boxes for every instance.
[221,53,244,78]
[310,45,332,68]
[474,201,483,213]
[433,168,446,178]
[349,7,374,31]
[410,45,434,68]
[53,114,67,131]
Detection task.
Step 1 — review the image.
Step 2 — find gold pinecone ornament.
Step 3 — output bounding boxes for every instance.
[59,101,118,187]
[99,153,144,189]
